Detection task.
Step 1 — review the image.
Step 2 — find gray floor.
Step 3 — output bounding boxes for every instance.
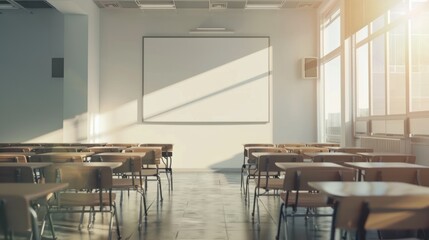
[42,171,375,240]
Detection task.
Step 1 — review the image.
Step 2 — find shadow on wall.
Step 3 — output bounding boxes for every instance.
[209,152,242,170]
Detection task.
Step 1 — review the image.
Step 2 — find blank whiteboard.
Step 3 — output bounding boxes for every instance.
[142,37,270,123]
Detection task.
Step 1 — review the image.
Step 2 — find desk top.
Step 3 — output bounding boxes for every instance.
[344,162,429,169]
[251,152,299,158]
[37,152,94,157]
[80,162,122,169]
[0,162,52,169]
[0,183,68,201]
[94,152,147,157]
[0,152,36,156]
[305,152,359,158]
[275,162,344,170]
[308,181,429,198]
[357,152,416,157]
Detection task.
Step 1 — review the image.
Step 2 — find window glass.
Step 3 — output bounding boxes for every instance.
[357,44,369,117]
[371,34,386,115]
[388,24,406,114]
[356,26,368,43]
[410,11,429,111]
[324,56,341,142]
[371,15,385,33]
[323,11,341,56]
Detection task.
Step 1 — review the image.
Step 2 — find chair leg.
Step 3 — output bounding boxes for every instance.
[78,207,85,231]
[29,207,41,240]
[46,208,56,240]
[276,203,284,240]
[114,204,121,238]
[252,187,258,217]
[157,176,163,201]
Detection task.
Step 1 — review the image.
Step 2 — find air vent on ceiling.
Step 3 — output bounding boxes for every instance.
[210,2,227,10]
[102,1,120,8]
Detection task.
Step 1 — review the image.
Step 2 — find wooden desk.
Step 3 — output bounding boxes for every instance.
[93,152,147,159]
[251,152,299,159]
[60,162,123,169]
[32,152,94,162]
[0,162,52,169]
[328,147,373,153]
[357,152,416,163]
[344,162,429,181]
[305,152,362,163]
[275,162,345,170]
[308,181,429,231]
[86,146,126,153]
[0,183,68,236]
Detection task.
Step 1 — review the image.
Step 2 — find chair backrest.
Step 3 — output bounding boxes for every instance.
[0,197,34,233]
[30,154,84,163]
[247,147,287,164]
[92,155,143,173]
[0,147,30,153]
[139,144,173,153]
[0,156,19,163]
[371,155,416,163]
[361,200,429,232]
[243,144,275,159]
[306,143,340,147]
[363,168,419,184]
[283,167,356,191]
[87,147,124,153]
[123,147,161,164]
[338,148,373,154]
[335,195,429,232]
[287,147,329,155]
[105,143,139,148]
[312,154,363,164]
[44,164,113,190]
[0,166,34,183]
[276,143,306,148]
[33,147,79,154]
[257,154,303,175]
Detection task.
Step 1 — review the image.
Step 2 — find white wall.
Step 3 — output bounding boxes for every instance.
[99,9,318,169]
[0,10,64,142]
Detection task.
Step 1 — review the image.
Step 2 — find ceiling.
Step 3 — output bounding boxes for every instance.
[0,0,321,12]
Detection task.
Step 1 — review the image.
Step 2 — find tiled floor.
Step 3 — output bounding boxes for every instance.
[42,171,374,240]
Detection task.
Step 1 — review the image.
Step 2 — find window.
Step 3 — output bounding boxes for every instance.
[388,24,406,114]
[356,44,369,117]
[324,56,341,142]
[323,9,341,56]
[410,11,429,112]
[371,34,386,116]
[320,5,342,143]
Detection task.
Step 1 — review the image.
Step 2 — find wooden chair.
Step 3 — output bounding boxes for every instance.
[371,155,416,163]
[312,153,364,165]
[0,166,34,183]
[91,154,147,229]
[363,168,420,184]
[0,155,27,163]
[44,164,120,240]
[123,147,163,201]
[241,144,276,192]
[251,153,302,221]
[276,143,306,148]
[276,167,356,240]
[30,154,84,163]
[356,201,429,240]
[332,195,429,240]
[139,144,174,191]
[0,196,41,240]
[243,147,287,198]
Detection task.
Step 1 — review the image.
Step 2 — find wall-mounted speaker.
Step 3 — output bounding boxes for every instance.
[302,57,318,79]
[52,58,64,78]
